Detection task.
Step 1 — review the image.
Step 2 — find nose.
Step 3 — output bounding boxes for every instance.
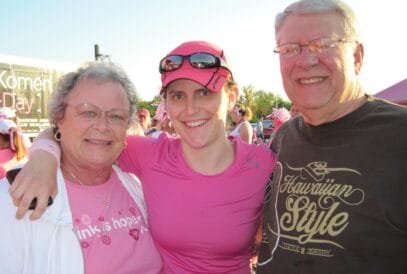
[92,112,110,130]
[185,96,198,115]
[295,46,319,68]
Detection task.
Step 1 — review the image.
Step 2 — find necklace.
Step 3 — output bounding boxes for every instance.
[68,170,85,186]
[66,168,111,208]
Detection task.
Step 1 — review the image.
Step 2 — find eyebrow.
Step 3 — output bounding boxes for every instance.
[166,89,182,94]
[72,103,129,112]
[196,87,211,93]
[166,86,212,95]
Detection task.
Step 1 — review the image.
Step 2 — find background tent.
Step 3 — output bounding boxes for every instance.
[374,79,407,106]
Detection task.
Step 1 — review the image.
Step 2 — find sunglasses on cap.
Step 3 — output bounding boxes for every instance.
[159,52,232,75]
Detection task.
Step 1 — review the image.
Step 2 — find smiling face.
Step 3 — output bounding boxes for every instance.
[165,79,237,150]
[57,78,130,169]
[276,12,364,122]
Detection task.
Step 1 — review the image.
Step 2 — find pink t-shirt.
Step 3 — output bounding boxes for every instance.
[119,135,276,274]
[66,170,162,274]
[0,148,19,178]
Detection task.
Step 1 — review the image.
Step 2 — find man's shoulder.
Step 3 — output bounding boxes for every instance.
[370,97,407,116]
[364,98,407,129]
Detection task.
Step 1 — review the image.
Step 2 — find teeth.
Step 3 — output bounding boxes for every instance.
[299,77,324,84]
[186,119,206,127]
[86,139,111,144]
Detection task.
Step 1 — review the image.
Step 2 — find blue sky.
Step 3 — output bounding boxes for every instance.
[2,0,406,101]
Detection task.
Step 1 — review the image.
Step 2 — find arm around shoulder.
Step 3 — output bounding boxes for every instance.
[8,127,60,220]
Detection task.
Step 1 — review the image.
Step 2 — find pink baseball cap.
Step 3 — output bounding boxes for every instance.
[160,41,232,94]
[267,108,291,123]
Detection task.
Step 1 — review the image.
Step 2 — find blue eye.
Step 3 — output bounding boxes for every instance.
[109,113,125,121]
[80,110,98,119]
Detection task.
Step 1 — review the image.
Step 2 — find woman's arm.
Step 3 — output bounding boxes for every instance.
[239,121,254,144]
[8,128,59,220]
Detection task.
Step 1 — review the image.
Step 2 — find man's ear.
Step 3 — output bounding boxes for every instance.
[354,42,364,75]
[227,85,239,111]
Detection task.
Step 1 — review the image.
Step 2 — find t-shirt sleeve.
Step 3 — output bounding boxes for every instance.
[118,135,155,177]
[270,120,290,154]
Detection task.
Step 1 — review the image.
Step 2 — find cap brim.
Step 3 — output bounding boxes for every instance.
[161,67,229,94]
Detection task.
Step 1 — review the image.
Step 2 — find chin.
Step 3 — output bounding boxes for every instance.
[184,138,210,150]
[87,155,115,167]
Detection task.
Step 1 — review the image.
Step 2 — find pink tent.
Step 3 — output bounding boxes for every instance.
[374,79,407,106]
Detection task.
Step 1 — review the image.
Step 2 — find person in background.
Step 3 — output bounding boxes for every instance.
[269,107,291,132]
[0,107,28,178]
[137,108,153,134]
[257,117,264,142]
[0,62,162,274]
[229,104,254,143]
[10,41,276,274]
[257,0,407,273]
[267,107,291,143]
[149,100,176,138]
[127,120,145,136]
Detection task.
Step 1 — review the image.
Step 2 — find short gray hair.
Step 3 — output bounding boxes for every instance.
[48,62,138,126]
[275,0,360,41]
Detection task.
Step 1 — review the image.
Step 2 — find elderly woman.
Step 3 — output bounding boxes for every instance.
[0,62,162,274]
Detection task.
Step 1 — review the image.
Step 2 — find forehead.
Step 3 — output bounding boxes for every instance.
[166,79,207,93]
[276,12,346,44]
[68,78,129,108]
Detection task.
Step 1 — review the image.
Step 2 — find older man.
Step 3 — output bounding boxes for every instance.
[258,0,407,273]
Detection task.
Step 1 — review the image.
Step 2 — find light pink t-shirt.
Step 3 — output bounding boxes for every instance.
[229,121,253,138]
[0,148,22,178]
[66,170,162,274]
[119,135,276,274]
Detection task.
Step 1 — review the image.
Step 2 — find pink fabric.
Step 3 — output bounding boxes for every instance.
[29,139,61,166]
[153,100,167,122]
[160,41,231,94]
[119,135,276,274]
[66,171,162,274]
[0,148,19,178]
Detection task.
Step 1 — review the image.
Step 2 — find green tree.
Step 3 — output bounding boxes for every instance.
[136,95,162,118]
[238,85,255,107]
[138,86,291,123]
[237,86,291,121]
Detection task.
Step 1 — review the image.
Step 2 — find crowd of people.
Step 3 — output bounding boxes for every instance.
[1,0,406,273]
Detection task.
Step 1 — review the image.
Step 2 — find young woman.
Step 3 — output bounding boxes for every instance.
[10,41,276,274]
[229,104,254,143]
[1,62,162,274]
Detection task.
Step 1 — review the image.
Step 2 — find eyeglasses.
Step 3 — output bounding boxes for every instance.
[273,37,356,57]
[69,103,130,127]
[159,52,231,74]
